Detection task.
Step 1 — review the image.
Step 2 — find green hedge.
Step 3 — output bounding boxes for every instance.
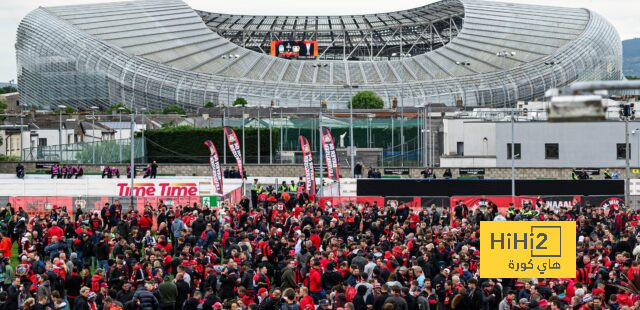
[143,126,280,163]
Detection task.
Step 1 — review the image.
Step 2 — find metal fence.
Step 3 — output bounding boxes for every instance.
[21,137,146,164]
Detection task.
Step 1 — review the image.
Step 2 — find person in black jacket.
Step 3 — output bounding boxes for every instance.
[132,282,158,310]
[74,287,91,310]
[175,273,191,309]
[373,284,389,310]
[321,262,343,292]
[467,279,483,309]
[182,290,201,310]
[116,282,134,307]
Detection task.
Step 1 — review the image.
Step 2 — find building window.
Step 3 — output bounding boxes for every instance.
[38,138,47,147]
[507,143,521,159]
[545,143,559,159]
[456,142,464,156]
[617,143,630,159]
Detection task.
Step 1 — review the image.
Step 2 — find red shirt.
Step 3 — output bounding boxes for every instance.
[300,295,315,310]
[309,267,322,293]
[47,225,64,242]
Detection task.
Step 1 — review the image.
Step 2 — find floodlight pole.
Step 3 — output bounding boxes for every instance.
[319,105,324,197]
[130,112,135,207]
[511,107,516,205]
[625,116,630,206]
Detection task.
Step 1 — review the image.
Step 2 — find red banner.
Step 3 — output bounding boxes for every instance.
[224,127,244,179]
[299,135,316,194]
[320,127,340,181]
[204,140,223,194]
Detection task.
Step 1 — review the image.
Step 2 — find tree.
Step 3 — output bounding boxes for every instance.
[64,106,76,114]
[161,104,186,115]
[204,101,215,108]
[350,91,384,109]
[233,97,248,107]
[106,103,131,114]
[627,75,640,80]
[0,86,17,95]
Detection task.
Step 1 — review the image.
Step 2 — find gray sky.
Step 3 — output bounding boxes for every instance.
[1,0,638,83]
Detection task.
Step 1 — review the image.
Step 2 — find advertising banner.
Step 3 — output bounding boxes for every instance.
[299,135,316,194]
[319,127,340,181]
[224,127,245,179]
[318,196,384,208]
[450,196,540,216]
[537,196,581,209]
[204,140,224,194]
[581,195,624,212]
[384,196,421,210]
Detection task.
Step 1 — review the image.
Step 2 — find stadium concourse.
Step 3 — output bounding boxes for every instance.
[0,168,633,310]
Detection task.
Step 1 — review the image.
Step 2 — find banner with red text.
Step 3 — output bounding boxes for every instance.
[224,127,245,179]
[320,127,340,181]
[299,135,316,194]
[204,140,223,194]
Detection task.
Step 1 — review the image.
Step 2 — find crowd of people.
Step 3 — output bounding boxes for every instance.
[0,180,638,310]
[50,164,84,179]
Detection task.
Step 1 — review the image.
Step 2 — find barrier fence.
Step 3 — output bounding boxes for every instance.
[0,187,244,219]
[318,195,624,213]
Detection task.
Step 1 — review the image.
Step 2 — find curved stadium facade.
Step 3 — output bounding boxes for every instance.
[16,0,622,111]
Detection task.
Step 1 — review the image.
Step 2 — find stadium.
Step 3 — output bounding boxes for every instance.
[16,0,622,111]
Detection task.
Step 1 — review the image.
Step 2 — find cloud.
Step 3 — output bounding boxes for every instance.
[0,0,637,82]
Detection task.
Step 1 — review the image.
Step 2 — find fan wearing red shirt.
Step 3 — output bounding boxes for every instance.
[308,260,323,303]
[47,222,64,244]
[299,286,315,310]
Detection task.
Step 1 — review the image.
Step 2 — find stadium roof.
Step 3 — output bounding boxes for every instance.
[16,0,623,110]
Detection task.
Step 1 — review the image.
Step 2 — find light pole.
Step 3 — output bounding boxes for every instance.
[319,101,324,196]
[270,101,274,164]
[620,102,635,206]
[344,84,358,176]
[511,107,516,203]
[90,106,99,164]
[118,106,125,163]
[242,107,247,194]
[633,128,640,169]
[19,113,24,161]
[257,106,261,164]
[222,105,227,164]
[140,107,147,163]
[57,105,66,161]
[129,111,135,207]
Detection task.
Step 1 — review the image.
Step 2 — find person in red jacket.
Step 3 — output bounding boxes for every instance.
[46,221,64,244]
[308,259,323,303]
[299,286,315,310]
